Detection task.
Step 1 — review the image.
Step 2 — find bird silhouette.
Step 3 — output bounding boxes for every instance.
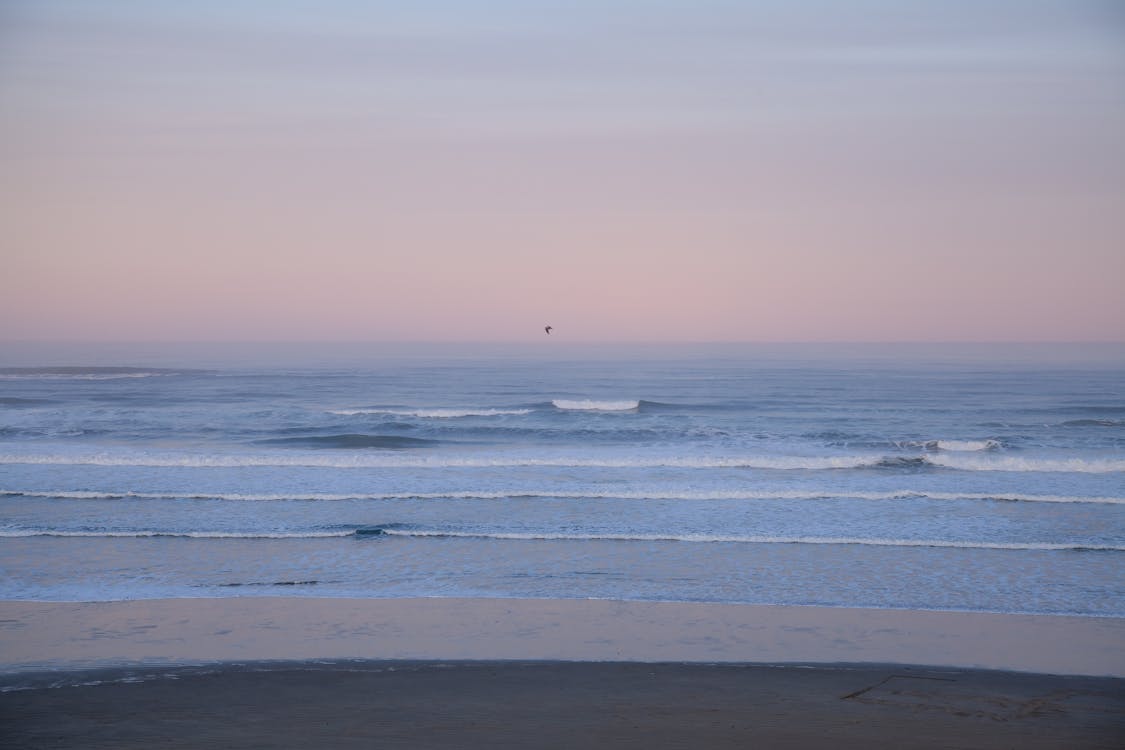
[545,325,553,335]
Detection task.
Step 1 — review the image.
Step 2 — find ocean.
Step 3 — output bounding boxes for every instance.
[1,342,1122,616]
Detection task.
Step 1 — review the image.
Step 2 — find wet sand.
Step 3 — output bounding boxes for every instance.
[2,598,1124,675]
[2,598,1123,748]
[3,660,1123,749]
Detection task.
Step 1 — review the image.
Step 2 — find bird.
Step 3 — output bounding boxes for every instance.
[544,325,553,335]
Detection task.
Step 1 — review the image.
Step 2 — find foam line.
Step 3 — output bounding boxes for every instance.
[4,489,1122,504]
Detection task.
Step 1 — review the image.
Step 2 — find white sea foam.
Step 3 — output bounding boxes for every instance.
[899,439,1002,452]
[925,454,1125,473]
[0,452,886,470]
[933,440,1002,452]
[3,526,1120,550]
[330,408,532,418]
[552,399,640,411]
[917,492,1125,505]
[3,450,1121,472]
[5,489,1123,504]
[0,529,353,539]
[377,528,1125,551]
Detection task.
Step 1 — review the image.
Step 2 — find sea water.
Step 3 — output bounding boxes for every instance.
[1,343,1122,616]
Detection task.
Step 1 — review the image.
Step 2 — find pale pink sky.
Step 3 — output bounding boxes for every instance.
[2,1,1123,342]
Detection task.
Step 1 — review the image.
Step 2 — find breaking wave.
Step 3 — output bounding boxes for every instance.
[4,526,1121,551]
[0,529,355,539]
[364,528,1125,551]
[925,454,1125,473]
[4,489,1123,504]
[905,439,1003,452]
[330,408,532,418]
[1,450,1120,472]
[552,399,640,411]
[0,452,886,470]
[217,580,320,587]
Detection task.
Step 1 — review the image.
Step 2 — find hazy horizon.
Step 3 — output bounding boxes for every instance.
[4,339,1123,370]
[3,1,1123,343]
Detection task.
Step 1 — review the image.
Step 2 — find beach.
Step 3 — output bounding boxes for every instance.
[6,661,1125,749]
[3,598,1124,675]
[2,598,1124,748]
[2,347,1123,746]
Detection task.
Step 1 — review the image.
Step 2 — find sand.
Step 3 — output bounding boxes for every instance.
[2,598,1123,748]
[3,661,1124,749]
[1,597,1123,675]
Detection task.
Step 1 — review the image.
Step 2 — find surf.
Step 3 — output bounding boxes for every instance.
[925,454,1125,473]
[0,529,356,539]
[552,399,640,411]
[902,439,1003,452]
[0,452,889,470]
[7,489,1122,504]
[330,408,532,418]
[361,527,1125,552]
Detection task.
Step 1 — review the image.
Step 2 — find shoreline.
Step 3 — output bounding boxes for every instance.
[2,597,1123,677]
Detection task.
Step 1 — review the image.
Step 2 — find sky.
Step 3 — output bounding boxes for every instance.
[2,0,1123,343]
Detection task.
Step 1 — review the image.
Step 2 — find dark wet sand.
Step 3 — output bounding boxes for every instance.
[3,661,1123,749]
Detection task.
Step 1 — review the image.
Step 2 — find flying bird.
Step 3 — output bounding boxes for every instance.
[544,325,552,335]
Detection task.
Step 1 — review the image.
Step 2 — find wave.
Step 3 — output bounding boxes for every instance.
[919,491,1125,505]
[1060,419,1124,427]
[0,397,56,407]
[217,580,320,587]
[0,529,355,539]
[552,399,639,411]
[363,528,1125,551]
[925,454,1125,473]
[254,434,440,449]
[1060,405,1125,415]
[904,439,1003,452]
[0,452,888,470]
[1,450,1120,472]
[872,456,931,469]
[5,526,1121,551]
[4,489,1124,505]
[0,427,106,439]
[330,408,532,418]
[634,400,717,413]
[0,367,198,381]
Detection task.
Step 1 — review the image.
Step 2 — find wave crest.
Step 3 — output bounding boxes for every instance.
[367,528,1125,551]
[552,399,639,411]
[2,451,1120,472]
[0,453,885,470]
[6,489,1122,504]
[331,408,532,418]
[901,439,1002,452]
[5,526,1121,550]
[931,439,1002,452]
[0,367,197,381]
[0,529,354,539]
[926,454,1125,473]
